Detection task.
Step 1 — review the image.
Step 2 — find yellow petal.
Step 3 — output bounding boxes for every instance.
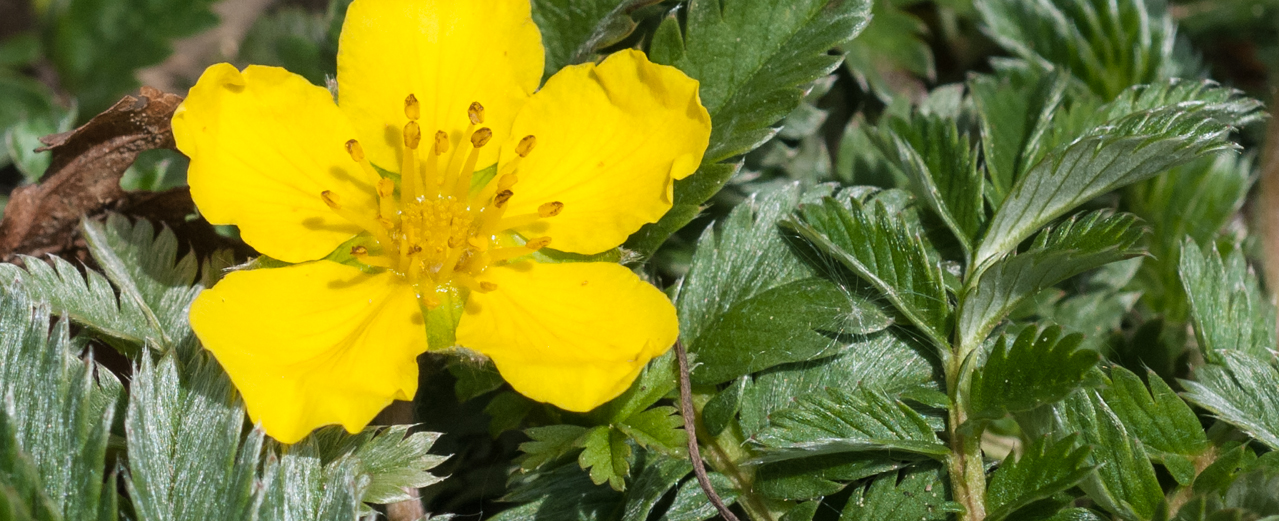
[456,261,678,411]
[173,64,379,263]
[336,0,543,172]
[189,261,426,444]
[499,49,711,254]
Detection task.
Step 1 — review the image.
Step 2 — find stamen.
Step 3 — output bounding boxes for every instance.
[344,138,383,185]
[350,245,368,255]
[487,237,551,263]
[515,135,536,157]
[525,236,552,250]
[319,190,392,245]
[452,127,492,199]
[345,139,365,162]
[403,121,422,149]
[404,94,421,120]
[480,281,498,291]
[494,190,514,208]
[376,178,396,219]
[538,201,564,217]
[468,102,485,125]
[434,130,450,155]
[402,121,421,204]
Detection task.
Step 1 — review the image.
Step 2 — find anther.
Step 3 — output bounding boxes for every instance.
[404,94,421,120]
[538,201,564,217]
[494,190,514,208]
[320,190,340,209]
[468,102,485,125]
[525,236,552,250]
[377,217,395,229]
[434,131,449,155]
[403,121,422,149]
[345,139,365,162]
[470,128,493,148]
[350,245,368,256]
[515,135,537,157]
[377,178,395,198]
[480,281,498,292]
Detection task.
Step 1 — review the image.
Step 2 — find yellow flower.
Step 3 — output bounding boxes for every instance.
[174,0,710,443]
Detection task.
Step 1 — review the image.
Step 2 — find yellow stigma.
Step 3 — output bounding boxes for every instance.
[321,98,558,310]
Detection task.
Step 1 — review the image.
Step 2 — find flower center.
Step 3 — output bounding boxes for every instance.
[321,94,557,309]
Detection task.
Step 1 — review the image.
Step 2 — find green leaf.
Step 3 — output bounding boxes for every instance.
[627,0,872,254]
[578,426,632,491]
[0,215,216,359]
[617,406,687,458]
[620,455,691,521]
[975,0,1181,99]
[1128,153,1252,320]
[838,463,963,521]
[592,351,678,425]
[47,0,219,113]
[1182,351,1279,451]
[532,0,658,78]
[973,80,1260,269]
[958,210,1145,351]
[257,440,364,521]
[0,409,62,521]
[753,387,947,462]
[519,425,590,472]
[756,452,903,500]
[1101,367,1209,486]
[701,376,747,437]
[872,112,984,255]
[690,276,889,384]
[1019,389,1163,519]
[968,326,1100,420]
[447,356,506,403]
[970,69,1070,206]
[986,434,1094,521]
[0,285,122,521]
[124,354,262,520]
[675,184,843,383]
[786,195,952,352]
[1179,240,1276,362]
[495,457,620,521]
[840,0,933,102]
[739,328,942,437]
[660,471,739,521]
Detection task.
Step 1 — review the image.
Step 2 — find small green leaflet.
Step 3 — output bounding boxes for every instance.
[871,112,984,256]
[531,0,659,78]
[1182,350,1279,451]
[1179,239,1277,363]
[838,463,962,521]
[577,426,633,491]
[627,0,872,254]
[756,452,904,501]
[967,326,1100,421]
[752,387,947,463]
[1101,367,1209,486]
[124,355,262,521]
[0,286,122,521]
[986,434,1094,521]
[975,0,1180,99]
[786,194,952,353]
[973,80,1260,269]
[969,69,1069,206]
[957,210,1145,351]
[1018,389,1163,520]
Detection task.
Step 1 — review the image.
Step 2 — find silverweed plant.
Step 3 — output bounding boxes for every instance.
[1,0,1279,520]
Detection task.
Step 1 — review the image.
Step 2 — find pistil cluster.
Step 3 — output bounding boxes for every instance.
[321,95,560,309]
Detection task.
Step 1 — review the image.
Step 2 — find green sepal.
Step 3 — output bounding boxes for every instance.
[425,284,469,349]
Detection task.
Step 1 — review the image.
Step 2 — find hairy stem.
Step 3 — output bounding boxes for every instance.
[947,342,987,520]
